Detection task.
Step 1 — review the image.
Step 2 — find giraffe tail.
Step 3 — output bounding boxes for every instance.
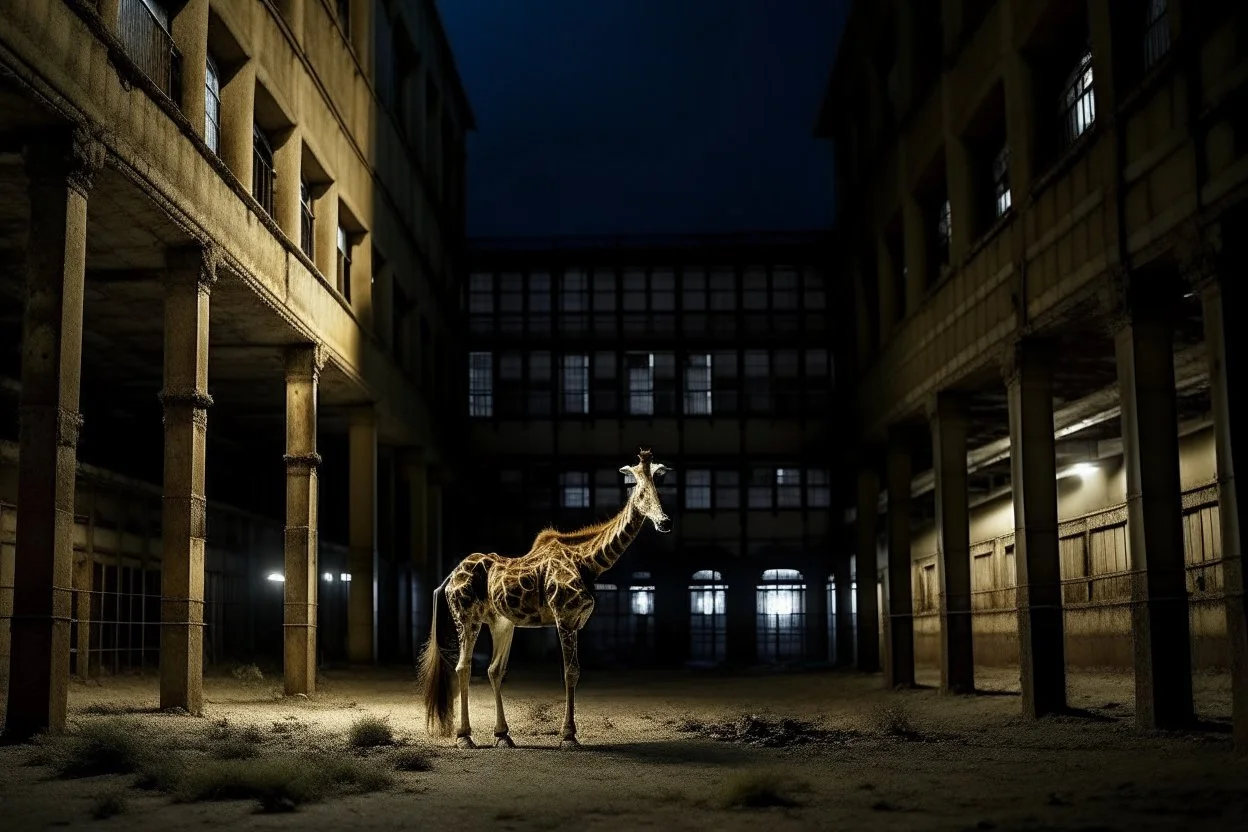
[417,577,455,737]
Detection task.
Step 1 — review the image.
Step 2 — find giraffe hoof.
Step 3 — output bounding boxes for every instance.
[494,734,515,748]
[455,735,477,750]
[559,738,581,750]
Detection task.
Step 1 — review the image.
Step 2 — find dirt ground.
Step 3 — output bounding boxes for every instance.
[0,663,1245,831]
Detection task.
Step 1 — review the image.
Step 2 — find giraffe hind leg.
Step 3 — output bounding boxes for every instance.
[455,620,481,748]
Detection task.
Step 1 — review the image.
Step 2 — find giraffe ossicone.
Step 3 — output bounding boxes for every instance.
[417,448,673,748]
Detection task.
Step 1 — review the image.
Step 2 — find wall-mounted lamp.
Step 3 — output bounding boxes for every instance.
[340,572,352,582]
[266,572,285,582]
[1059,462,1098,480]
[322,572,335,582]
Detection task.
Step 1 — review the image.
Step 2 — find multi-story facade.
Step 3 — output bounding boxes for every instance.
[0,0,471,737]
[818,0,1248,745]
[458,232,851,670]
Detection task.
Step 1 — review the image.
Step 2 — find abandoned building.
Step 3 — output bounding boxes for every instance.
[817,0,1247,746]
[0,0,471,738]
[460,233,843,670]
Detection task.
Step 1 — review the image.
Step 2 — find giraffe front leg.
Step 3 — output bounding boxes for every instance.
[556,624,581,749]
[455,623,481,749]
[488,619,516,747]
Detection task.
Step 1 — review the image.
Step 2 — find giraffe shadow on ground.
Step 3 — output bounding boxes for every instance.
[502,739,765,766]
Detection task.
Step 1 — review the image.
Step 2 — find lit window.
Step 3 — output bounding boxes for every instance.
[690,571,727,664]
[204,54,221,155]
[1060,49,1096,149]
[560,472,589,508]
[684,353,713,415]
[993,145,1011,217]
[630,586,655,616]
[757,569,806,662]
[336,224,352,301]
[685,470,711,510]
[626,352,655,415]
[560,354,589,415]
[468,352,492,417]
[776,468,802,508]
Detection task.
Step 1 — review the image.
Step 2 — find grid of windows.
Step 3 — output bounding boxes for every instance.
[205,55,221,155]
[560,472,590,508]
[684,470,712,510]
[561,354,589,414]
[684,353,713,415]
[468,352,492,417]
[1060,49,1096,150]
[626,352,655,415]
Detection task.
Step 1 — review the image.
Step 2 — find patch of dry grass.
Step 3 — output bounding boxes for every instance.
[231,664,265,683]
[348,715,395,748]
[174,754,393,813]
[869,700,920,739]
[90,789,128,820]
[46,718,157,779]
[389,748,433,772]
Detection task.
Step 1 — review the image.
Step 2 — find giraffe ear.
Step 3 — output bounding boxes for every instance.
[619,466,632,476]
[652,464,670,477]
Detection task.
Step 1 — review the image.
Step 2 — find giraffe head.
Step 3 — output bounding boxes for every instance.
[620,448,673,533]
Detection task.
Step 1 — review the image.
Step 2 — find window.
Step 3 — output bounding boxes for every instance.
[560,472,589,508]
[560,269,589,334]
[595,469,621,508]
[528,273,551,335]
[654,352,677,415]
[743,268,768,310]
[299,178,314,260]
[774,349,801,416]
[592,269,616,333]
[623,269,646,311]
[561,354,589,415]
[592,351,617,415]
[626,352,655,415]
[776,468,802,508]
[119,0,177,99]
[336,224,352,301]
[528,352,552,416]
[689,571,727,665]
[1060,49,1096,150]
[743,350,770,413]
[757,569,807,663]
[684,353,712,415]
[748,468,773,509]
[936,197,952,263]
[497,352,523,418]
[806,469,830,507]
[468,273,493,334]
[252,124,275,217]
[712,350,738,413]
[630,585,655,616]
[468,352,492,417]
[1142,0,1169,72]
[772,269,799,309]
[710,269,735,311]
[498,273,523,335]
[205,54,221,155]
[685,470,711,510]
[715,470,739,509]
[994,145,1011,217]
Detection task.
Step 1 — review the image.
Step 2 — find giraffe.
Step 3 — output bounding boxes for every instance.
[417,448,673,749]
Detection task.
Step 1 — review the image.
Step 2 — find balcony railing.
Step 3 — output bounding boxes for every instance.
[1142,9,1171,72]
[118,0,181,102]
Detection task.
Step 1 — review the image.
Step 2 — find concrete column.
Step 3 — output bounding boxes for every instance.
[5,130,102,739]
[0,508,14,686]
[1005,340,1067,717]
[805,564,830,663]
[725,562,757,666]
[348,406,378,664]
[1114,289,1194,730]
[283,345,324,695]
[72,554,92,679]
[885,428,916,688]
[313,182,339,283]
[158,245,216,716]
[930,392,974,694]
[834,554,855,666]
[403,448,429,649]
[1201,273,1248,751]
[655,570,688,667]
[272,126,303,242]
[855,464,881,673]
[171,0,210,139]
[219,59,256,188]
[350,230,374,327]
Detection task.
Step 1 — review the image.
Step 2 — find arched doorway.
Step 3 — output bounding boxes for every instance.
[688,570,727,665]
[757,568,806,662]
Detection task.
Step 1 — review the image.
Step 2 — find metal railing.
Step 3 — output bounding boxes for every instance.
[117,0,181,102]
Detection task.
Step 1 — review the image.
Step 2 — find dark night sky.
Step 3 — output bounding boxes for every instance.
[435,0,849,239]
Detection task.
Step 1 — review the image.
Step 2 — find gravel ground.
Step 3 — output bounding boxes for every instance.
[0,664,1244,830]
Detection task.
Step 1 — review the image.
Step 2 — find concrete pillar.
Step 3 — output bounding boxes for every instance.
[72,554,92,679]
[5,130,102,739]
[350,230,374,326]
[348,406,378,664]
[0,508,14,687]
[171,0,210,139]
[283,345,323,695]
[805,564,830,663]
[1201,272,1248,751]
[272,126,303,242]
[885,428,916,688]
[930,392,974,694]
[314,181,339,284]
[855,464,881,672]
[219,59,256,188]
[655,570,688,667]
[1114,288,1194,730]
[1005,340,1067,717]
[158,245,216,716]
[725,562,756,666]
[834,554,855,666]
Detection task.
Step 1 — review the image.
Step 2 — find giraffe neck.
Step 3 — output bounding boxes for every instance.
[576,493,646,578]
